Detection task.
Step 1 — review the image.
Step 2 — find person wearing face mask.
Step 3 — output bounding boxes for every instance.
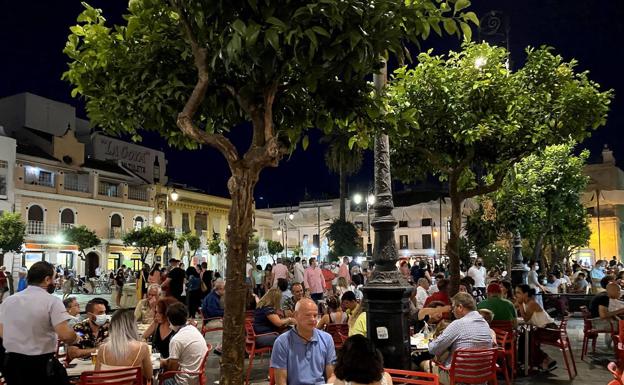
[527,260,546,308]
[590,260,608,293]
[68,298,111,359]
[0,261,78,385]
[467,258,487,303]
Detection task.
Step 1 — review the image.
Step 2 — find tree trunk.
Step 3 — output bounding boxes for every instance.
[339,154,346,222]
[220,167,258,385]
[533,233,545,263]
[447,182,463,296]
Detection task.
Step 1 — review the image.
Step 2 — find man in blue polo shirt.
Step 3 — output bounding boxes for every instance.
[271,298,336,385]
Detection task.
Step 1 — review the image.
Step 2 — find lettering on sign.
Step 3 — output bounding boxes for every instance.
[376,326,389,340]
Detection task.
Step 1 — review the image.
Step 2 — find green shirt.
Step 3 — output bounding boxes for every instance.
[477,297,517,321]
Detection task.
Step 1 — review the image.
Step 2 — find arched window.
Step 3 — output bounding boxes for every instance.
[27,205,44,234]
[134,216,144,230]
[60,208,75,226]
[110,214,122,228]
[110,213,123,239]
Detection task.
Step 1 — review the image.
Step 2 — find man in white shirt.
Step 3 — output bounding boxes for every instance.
[246,261,254,287]
[467,258,487,301]
[293,257,305,284]
[161,302,208,385]
[416,278,430,309]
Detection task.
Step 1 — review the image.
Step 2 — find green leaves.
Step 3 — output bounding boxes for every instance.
[454,0,471,14]
[64,225,101,259]
[0,212,26,253]
[264,28,279,51]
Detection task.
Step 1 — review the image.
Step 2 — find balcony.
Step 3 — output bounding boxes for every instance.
[98,181,120,198]
[26,221,74,236]
[65,173,90,193]
[24,167,55,188]
[128,185,148,201]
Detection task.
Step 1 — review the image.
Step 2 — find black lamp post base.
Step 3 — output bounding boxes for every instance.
[362,282,412,370]
[511,264,527,287]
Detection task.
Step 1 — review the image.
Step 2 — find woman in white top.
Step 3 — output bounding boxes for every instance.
[515,284,557,371]
[335,277,350,299]
[317,295,347,329]
[329,334,393,385]
[96,309,153,382]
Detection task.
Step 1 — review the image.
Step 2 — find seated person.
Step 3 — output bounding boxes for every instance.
[329,334,393,385]
[68,298,110,359]
[201,278,225,328]
[282,282,304,317]
[96,309,152,382]
[63,296,82,327]
[411,301,450,333]
[477,309,498,346]
[589,281,624,331]
[424,278,450,306]
[341,291,366,337]
[277,278,292,308]
[271,299,336,385]
[477,283,517,327]
[317,295,347,330]
[135,284,160,324]
[143,297,179,358]
[569,272,589,293]
[254,288,296,347]
[543,273,562,294]
[160,303,208,385]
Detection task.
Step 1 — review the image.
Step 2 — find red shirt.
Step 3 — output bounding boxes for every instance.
[321,269,335,289]
[424,291,450,307]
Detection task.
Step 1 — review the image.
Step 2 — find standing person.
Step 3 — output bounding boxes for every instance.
[304,258,326,302]
[293,257,306,285]
[160,303,209,385]
[590,260,607,293]
[263,264,273,292]
[246,260,255,288]
[115,264,127,308]
[163,259,186,303]
[185,266,202,318]
[0,261,78,385]
[199,263,213,299]
[17,267,28,292]
[338,257,351,284]
[140,263,150,298]
[272,258,290,288]
[253,264,265,297]
[467,258,487,302]
[335,277,350,298]
[527,260,546,308]
[321,263,336,294]
[0,266,7,303]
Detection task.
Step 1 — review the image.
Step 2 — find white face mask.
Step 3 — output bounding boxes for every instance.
[93,314,109,326]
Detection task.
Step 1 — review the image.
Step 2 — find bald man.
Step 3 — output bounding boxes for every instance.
[271,299,336,385]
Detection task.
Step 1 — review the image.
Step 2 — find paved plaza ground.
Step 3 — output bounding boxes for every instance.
[57,293,614,385]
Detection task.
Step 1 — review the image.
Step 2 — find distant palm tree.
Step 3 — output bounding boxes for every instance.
[323,134,363,221]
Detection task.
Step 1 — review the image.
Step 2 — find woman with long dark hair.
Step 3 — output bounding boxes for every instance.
[185,266,202,318]
[329,334,393,385]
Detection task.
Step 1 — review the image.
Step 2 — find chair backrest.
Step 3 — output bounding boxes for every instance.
[79,367,142,385]
[493,329,509,349]
[384,368,439,385]
[244,320,257,352]
[325,323,349,347]
[449,348,498,385]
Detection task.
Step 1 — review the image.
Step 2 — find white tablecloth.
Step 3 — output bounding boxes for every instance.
[66,353,161,377]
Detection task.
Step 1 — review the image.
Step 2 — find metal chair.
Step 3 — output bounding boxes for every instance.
[384,368,439,385]
[493,330,512,385]
[608,362,624,385]
[325,323,349,349]
[79,367,141,385]
[158,343,213,385]
[435,348,498,385]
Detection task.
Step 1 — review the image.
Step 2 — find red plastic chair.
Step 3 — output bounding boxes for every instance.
[384,368,439,385]
[325,323,349,348]
[245,320,278,385]
[79,367,142,385]
[201,314,224,336]
[533,317,577,380]
[159,343,213,385]
[435,348,498,385]
[493,330,512,385]
[580,305,615,360]
[608,362,624,385]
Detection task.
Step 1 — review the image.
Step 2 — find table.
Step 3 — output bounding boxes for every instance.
[410,333,430,352]
[65,353,161,378]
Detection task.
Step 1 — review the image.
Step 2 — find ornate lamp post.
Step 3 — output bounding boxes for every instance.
[510,230,527,286]
[362,62,412,370]
[154,187,179,260]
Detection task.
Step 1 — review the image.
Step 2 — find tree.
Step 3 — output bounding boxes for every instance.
[495,142,591,266]
[123,226,175,263]
[465,198,500,258]
[385,42,612,294]
[0,212,26,293]
[63,225,101,260]
[63,0,476,381]
[325,218,360,257]
[323,134,363,221]
[176,232,201,265]
[267,240,284,263]
[208,238,223,256]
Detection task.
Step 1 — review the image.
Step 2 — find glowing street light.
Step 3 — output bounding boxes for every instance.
[170,189,179,202]
[154,213,163,224]
[353,193,363,205]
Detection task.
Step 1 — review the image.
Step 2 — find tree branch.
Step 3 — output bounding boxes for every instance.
[460,169,507,200]
[412,146,453,174]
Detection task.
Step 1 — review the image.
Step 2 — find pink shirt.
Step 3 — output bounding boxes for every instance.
[304,266,326,294]
[272,263,289,287]
[338,263,351,283]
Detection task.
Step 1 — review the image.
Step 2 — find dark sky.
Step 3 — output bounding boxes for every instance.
[1,0,622,207]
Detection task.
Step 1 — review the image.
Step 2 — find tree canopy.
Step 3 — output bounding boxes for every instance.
[326,218,360,257]
[63,225,101,260]
[176,232,201,264]
[384,42,612,293]
[267,240,284,258]
[123,226,175,262]
[0,212,26,266]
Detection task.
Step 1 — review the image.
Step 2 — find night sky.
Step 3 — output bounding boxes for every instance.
[1,0,622,207]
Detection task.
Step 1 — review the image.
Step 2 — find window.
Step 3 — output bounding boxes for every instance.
[0,160,7,169]
[60,208,75,227]
[28,205,44,221]
[134,216,144,230]
[313,234,320,248]
[422,234,432,249]
[108,253,121,271]
[399,220,408,228]
[110,214,122,238]
[182,213,190,233]
[400,235,409,249]
[195,213,207,235]
[0,175,6,196]
[421,218,432,227]
[23,252,44,269]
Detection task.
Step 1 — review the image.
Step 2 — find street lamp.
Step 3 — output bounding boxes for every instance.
[352,192,375,257]
[155,187,180,260]
[154,213,163,224]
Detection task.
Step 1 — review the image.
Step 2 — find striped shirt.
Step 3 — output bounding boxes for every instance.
[428,311,493,365]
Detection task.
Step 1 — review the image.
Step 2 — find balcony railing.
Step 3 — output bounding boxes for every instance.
[109,227,124,239]
[25,175,55,188]
[26,221,74,236]
[98,182,120,198]
[65,174,90,193]
[128,185,148,201]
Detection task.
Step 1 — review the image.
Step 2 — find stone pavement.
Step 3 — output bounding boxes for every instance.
[51,293,615,385]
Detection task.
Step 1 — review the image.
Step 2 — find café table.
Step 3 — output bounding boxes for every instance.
[516,317,533,376]
[65,353,161,378]
[410,333,431,352]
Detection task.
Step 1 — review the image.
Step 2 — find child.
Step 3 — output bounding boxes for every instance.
[478,308,498,347]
